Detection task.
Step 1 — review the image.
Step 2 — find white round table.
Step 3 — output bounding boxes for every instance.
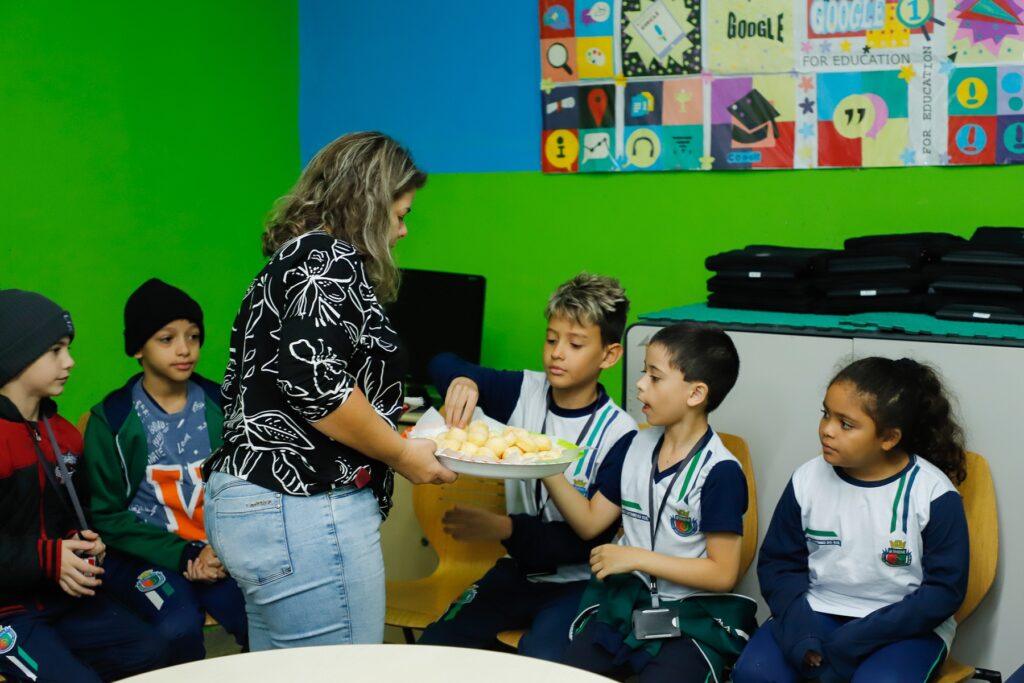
[121,644,612,682]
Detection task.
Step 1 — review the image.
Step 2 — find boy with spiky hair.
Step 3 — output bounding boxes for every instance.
[418,273,638,661]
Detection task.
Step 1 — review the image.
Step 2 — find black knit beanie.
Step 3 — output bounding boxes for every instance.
[0,290,75,387]
[124,279,205,356]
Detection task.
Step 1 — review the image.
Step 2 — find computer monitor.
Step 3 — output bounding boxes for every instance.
[387,268,486,398]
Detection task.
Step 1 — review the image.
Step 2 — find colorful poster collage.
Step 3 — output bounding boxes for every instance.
[539,0,1024,172]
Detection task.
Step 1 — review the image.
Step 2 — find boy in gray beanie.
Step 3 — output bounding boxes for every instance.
[0,289,169,682]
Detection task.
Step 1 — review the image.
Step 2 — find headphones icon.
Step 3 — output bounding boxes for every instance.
[631,136,656,157]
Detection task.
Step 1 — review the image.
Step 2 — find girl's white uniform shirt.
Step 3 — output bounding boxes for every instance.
[792,455,960,649]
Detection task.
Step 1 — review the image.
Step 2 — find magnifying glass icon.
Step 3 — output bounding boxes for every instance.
[547,42,574,75]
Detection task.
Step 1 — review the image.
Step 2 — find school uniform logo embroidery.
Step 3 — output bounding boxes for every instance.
[443,585,478,622]
[672,509,699,537]
[621,499,650,522]
[136,569,167,593]
[804,528,842,546]
[881,539,913,567]
[572,477,588,495]
[136,569,175,611]
[0,626,16,654]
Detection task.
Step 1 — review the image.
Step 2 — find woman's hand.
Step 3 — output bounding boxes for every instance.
[442,506,512,541]
[395,438,457,485]
[443,377,479,428]
[590,544,642,580]
[804,650,823,668]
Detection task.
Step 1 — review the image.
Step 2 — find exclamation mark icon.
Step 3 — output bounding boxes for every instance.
[1010,124,1024,154]
[965,125,978,153]
[966,81,979,107]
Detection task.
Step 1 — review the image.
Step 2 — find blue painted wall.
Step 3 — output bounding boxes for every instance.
[299,0,541,172]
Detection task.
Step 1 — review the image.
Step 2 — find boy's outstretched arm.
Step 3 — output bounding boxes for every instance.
[542,475,621,540]
[428,352,523,426]
[540,431,634,540]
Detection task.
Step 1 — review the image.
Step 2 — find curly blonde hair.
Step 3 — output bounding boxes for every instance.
[262,132,427,303]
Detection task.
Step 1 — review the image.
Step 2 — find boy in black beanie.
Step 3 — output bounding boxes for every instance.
[83,279,248,664]
[0,289,168,682]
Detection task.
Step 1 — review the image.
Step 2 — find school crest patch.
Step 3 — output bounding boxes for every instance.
[572,478,588,496]
[454,586,477,605]
[672,509,699,537]
[881,539,913,567]
[443,584,478,622]
[135,569,167,593]
[0,626,16,654]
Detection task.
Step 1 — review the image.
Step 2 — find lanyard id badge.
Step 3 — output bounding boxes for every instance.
[533,387,605,516]
[631,427,712,641]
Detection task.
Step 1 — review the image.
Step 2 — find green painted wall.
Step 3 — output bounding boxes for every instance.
[1,3,300,421]
[396,166,1022,402]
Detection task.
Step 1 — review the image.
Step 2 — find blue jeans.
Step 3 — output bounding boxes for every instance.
[204,472,385,650]
[102,550,248,663]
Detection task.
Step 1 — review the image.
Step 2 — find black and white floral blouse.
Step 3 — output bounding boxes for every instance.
[208,231,405,516]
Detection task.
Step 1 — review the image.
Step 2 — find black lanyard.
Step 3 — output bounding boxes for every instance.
[534,388,605,514]
[29,416,89,532]
[645,427,713,603]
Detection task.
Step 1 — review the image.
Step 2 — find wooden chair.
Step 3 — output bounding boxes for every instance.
[385,474,508,643]
[497,431,759,651]
[933,451,999,683]
[76,410,90,436]
[720,432,759,581]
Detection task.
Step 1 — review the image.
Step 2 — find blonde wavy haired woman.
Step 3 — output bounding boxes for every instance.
[204,132,456,649]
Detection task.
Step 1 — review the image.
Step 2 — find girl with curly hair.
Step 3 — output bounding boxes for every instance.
[733,357,970,683]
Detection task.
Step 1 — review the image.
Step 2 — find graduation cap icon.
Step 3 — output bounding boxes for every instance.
[729,89,781,148]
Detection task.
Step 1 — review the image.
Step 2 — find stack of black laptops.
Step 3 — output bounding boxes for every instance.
[705,246,834,312]
[814,232,965,314]
[925,227,1024,324]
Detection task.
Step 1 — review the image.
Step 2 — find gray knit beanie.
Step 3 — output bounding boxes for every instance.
[0,290,75,387]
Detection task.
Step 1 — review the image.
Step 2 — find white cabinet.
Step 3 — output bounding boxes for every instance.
[624,320,1023,675]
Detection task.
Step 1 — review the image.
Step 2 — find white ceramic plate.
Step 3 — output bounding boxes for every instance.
[437,450,582,479]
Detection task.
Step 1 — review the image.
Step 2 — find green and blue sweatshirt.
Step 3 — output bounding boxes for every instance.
[83,373,223,572]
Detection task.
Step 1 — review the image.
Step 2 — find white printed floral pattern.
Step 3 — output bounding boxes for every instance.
[210,231,404,514]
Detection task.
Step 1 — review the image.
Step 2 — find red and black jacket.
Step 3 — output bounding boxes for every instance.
[0,396,89,616]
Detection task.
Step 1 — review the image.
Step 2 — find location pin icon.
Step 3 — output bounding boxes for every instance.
[588,89,608,127]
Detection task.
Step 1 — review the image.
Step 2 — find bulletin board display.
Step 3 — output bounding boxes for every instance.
[540,0,1024,173]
